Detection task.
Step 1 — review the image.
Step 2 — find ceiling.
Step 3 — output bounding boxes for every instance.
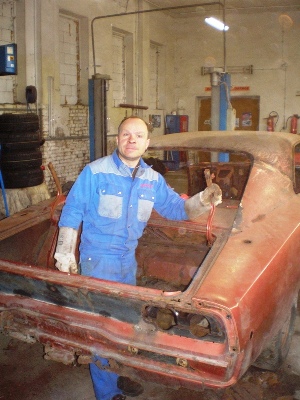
[144,0,300,17]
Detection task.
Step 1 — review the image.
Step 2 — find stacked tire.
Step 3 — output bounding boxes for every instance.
[0,113,44,189]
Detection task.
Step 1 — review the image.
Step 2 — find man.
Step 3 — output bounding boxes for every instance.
[54,116,222,400]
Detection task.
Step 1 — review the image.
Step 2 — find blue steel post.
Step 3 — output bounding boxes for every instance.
[219,73,231,130]
[219,73,231,162]
[0,145,9,217]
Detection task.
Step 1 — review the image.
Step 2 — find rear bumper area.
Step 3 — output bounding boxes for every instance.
[0,293,241,391]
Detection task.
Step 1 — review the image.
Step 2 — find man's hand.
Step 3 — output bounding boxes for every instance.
[54,227,78,274]
[184,183,222,220]
[200,183,222,207]
[55,253,78,274]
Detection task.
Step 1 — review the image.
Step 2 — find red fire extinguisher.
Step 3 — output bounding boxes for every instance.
[267,115,274,132]
[290,114,298,134]
[265,111,278,132]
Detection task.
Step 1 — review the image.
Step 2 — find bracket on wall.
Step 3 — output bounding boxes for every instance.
[119,104,148,110]
[201,65,253,75]
[119,103,148,116]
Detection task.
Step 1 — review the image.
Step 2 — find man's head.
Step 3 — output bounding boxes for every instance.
[116,116,150,167]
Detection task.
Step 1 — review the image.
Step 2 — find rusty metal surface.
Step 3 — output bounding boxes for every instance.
[0,198,53,241]
[0,291,233,390]
[1,131,300,391]
[149,130,300,178]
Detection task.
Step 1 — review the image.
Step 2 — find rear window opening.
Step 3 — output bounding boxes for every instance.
[155,149,252,199]
[137,149,252,292]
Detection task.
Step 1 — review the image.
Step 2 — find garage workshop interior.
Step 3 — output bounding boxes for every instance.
[1,1,300,400]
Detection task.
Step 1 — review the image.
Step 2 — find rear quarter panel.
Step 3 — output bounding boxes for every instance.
[194,162,300,367]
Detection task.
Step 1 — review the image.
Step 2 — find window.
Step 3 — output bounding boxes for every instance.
[59,15,80,105]
[112,28,133,107]
[112,31,126,106]
[149,42,161,110]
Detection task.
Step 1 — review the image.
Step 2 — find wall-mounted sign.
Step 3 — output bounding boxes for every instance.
[205,86,250,92]
[231,86,250,91]
[150,114,161,128]
[241,112,252,127]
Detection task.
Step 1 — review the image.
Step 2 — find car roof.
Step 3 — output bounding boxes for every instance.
[149,130,300,177]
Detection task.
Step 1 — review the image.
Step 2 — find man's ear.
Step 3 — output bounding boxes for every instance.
[116,135,119,145]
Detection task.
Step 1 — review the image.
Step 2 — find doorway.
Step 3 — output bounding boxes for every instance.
[198,96,260,131]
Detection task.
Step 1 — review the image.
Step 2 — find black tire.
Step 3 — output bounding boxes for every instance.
[0,121,39,133]
[0,130,41,144]
[0,113,39,135]
[1,149,43,170]
[2,167,44,189]
[0,113,39,123]
[253,302,297,371]
[2,138,45,150]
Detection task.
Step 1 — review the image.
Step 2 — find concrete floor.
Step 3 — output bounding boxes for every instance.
[1,313,300,400]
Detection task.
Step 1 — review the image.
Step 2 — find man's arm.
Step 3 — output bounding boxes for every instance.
[55,165,93,273]
[154,174,222,221]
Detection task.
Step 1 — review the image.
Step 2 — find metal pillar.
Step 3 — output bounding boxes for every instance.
[210,71,231,162]
[218,73,231,161]
[0,145,9,217]
[88,74,110,161]
[210,71,220,131]
[210,71,221,162]
[219,73,231,130]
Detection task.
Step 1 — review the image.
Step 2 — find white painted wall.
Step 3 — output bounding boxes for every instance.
[38,0,300,134]
[172,9,300,131]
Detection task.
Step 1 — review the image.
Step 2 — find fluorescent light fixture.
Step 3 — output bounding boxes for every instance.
[205,17,229,31]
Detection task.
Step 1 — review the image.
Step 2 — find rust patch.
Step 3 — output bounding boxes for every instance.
[251,214,266,223]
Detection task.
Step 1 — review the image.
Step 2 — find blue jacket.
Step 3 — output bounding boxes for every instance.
[59,150,188,258]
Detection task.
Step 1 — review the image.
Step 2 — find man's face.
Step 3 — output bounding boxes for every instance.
[116,118,150,167]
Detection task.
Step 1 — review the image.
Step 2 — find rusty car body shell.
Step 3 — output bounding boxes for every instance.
[1,131,300,391]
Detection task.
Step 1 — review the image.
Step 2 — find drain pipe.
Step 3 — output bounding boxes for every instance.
[91,2,223,76]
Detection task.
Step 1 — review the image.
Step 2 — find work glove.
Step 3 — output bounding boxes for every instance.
[54,227,78,274]
[184,183,222,220]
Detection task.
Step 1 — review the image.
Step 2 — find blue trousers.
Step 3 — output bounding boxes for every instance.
[90,357,122,400]
[80,253,137,400]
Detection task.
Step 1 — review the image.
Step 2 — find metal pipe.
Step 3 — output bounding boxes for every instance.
[223,0,227,72]
[91,2,223,76]
[47,76,54,137]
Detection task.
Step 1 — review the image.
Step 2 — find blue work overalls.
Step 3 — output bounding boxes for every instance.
[59,150,188,399]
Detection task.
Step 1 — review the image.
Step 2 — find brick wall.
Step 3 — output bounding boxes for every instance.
[43,138,89,195]
[59,14,79,105]
[41,104,90,195]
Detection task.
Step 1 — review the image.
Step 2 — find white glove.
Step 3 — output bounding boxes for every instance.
[54,227,78,274]
[184,184,222,220]
[199,183,222,207]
